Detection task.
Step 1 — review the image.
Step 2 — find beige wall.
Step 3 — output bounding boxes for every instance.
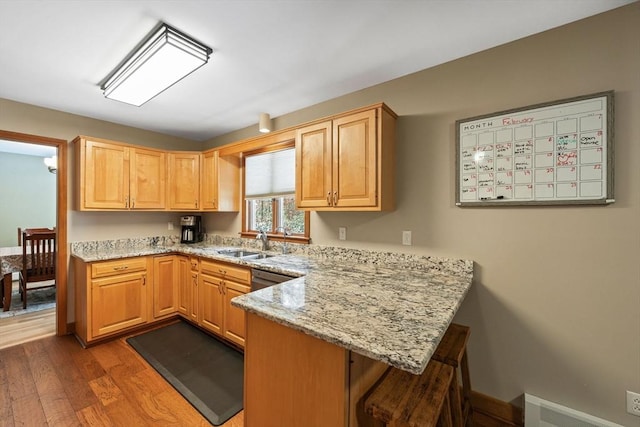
[0,98,205,243]
[0,3,638,424]
[0,100,211,325]
[207,4,640,425]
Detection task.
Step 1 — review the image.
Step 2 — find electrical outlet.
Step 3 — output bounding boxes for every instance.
[168,222,174,230]
[402,230,412,246]
[338,227,347,241]
[627,391,640,416]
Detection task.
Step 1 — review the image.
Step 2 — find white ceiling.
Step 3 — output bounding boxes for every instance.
[0,0,634,142]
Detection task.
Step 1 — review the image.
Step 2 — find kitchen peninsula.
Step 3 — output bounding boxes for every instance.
[232,249,472,426]
[71,236,473,426]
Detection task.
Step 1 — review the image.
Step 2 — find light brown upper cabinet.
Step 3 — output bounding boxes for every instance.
[295,103,396,211]
[75,136,240,212]
[168,151,201,210]
[201,150,241,212]
[75,136,166,210]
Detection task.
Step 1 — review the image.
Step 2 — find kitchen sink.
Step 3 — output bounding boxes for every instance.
[242,253,274,260]
[218,249,258,257]
[218,249,274,259]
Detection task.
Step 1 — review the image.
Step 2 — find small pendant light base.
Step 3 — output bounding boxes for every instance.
[259,113,272,133]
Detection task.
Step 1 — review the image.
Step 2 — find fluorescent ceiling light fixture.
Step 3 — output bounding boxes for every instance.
[101,23,212,106]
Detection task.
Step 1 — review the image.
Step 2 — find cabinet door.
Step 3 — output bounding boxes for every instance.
[223,280,250,347]
[296,121,333,208]
[152,256,178,318]
[202,151,241,212]
[83,140,130,209]
[189,271,199,323]
[332,109,377,207]
[168,152,201,210]
[201,150,218,210]
[217,154,241,212]
[130,148,166,209]
[199,274,224,335]
[176,256,191,316]
[91,272,147,337]
[188,258,199,322]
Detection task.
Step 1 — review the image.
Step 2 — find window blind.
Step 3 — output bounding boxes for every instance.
[245,148,295,198]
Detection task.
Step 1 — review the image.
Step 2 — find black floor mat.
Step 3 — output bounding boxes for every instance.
[127,321,243,425]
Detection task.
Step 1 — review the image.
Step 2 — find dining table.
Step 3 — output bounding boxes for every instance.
[0,246,24,311]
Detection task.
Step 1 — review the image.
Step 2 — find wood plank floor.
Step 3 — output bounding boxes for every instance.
[0,331,508,427]
[0,308,56,350]
[0,333,244,426]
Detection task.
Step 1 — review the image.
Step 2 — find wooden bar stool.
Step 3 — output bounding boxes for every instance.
[365,359,455,427]
[432,323,473,426]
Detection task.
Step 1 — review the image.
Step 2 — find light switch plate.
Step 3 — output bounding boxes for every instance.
[402,230,412,245]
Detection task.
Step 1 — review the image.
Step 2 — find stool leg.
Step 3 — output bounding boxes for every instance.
[461,350,473,426]
[448,372,464,427]
[437,392,453,427]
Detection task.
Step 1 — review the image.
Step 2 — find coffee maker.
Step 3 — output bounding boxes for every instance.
[180,215,203,243]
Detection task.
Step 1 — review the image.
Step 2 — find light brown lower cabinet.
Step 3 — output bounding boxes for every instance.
[176,255,195,318]
[152,255,179,318]
[74,254,250,348]
[74,256,150,346]
[198,272,224,335]
[222,280,250,346]
[244,313,388,427]
[199,259,251,347]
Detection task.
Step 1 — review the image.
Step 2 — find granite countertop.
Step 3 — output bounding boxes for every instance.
[71,237,473,375]
[232,259,471,375]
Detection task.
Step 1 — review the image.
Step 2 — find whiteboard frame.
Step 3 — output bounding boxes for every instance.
[455,91,614,207]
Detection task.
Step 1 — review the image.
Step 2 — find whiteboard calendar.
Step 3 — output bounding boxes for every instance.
[455,91,614,206]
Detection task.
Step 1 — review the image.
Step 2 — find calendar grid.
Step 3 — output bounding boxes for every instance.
[455,91,614,206]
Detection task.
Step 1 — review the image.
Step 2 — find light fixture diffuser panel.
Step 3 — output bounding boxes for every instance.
[105,45,206,106]
[102,24,211,106]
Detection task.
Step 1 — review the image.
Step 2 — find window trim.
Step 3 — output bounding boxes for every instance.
[241,140,310,244]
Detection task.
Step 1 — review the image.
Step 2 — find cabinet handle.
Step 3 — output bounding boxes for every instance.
[142,275,146,286]
[131,198,135,208]
[125,197,129,209]
[113,266,128,271]
[195,199,198,209]
[327,192,332,206]
[333,191,338,206]
[219,269,227,275]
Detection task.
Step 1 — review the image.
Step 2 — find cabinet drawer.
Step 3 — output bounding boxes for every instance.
[91,257,147,278]
[200,259,251,284]
[225,280,250,294]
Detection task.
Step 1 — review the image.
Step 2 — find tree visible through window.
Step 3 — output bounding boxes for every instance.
[244,146,308,240]
[247,195,304,234]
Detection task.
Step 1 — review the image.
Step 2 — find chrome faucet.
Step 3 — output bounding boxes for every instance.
[275,227,291,254]
[256,229,268,251]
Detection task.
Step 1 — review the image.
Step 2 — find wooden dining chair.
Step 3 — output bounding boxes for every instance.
[20,228,56,309]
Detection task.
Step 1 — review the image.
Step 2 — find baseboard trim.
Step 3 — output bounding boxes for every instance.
[472,390,523,427]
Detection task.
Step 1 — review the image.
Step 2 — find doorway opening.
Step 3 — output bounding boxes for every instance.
[0,130,68,338]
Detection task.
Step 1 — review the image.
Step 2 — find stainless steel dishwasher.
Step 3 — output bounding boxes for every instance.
[251,268,296,291]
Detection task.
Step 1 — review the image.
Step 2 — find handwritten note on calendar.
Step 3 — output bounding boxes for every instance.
[455,91,614,206]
